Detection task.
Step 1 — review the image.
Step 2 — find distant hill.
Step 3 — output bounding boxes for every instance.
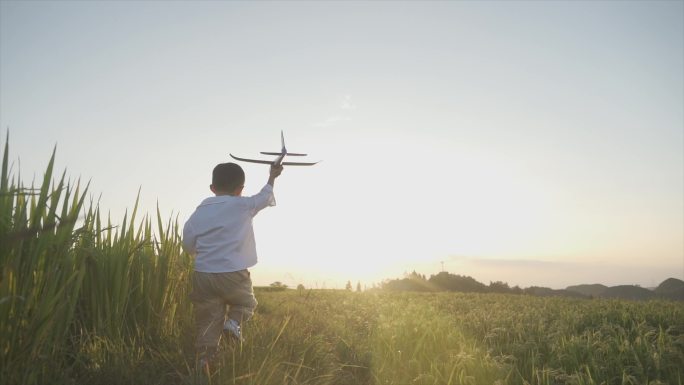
[566,284,608,297]
[654,278,684,301]
[565,279,684,301]
[378,272,684,302]
[524,286,588,299]
[600,285,656,301]
[429,272,487,293]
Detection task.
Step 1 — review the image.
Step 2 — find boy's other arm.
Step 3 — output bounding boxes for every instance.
[182,221,197,256]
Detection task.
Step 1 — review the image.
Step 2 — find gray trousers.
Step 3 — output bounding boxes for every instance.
[190,270,258,350]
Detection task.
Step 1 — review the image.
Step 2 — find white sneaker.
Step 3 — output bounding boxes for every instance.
[198,356,210,374]
[223,319,243,343]
[197,347,215,373]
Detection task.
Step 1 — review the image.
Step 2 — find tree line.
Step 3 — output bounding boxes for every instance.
[380,271,527,294]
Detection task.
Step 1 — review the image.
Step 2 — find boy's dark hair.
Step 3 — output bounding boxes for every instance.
[212,163,245,192]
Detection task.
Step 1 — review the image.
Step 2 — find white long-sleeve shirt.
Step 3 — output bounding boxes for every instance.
[182,184,275,272]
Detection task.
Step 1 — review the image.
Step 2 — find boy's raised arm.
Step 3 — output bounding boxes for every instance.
[267,164,283,187]
[249,164,282,214]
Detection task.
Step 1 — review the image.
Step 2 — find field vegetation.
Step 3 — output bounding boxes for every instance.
[1,142,683,385]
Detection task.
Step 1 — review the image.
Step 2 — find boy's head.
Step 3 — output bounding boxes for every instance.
[211,162,245,196]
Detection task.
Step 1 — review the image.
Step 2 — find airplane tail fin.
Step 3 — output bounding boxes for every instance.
[281,130,286,152]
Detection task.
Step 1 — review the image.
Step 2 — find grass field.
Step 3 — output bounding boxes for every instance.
[2,143,683,385]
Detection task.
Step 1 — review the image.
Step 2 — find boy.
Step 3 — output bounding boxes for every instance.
[182,162,283,368]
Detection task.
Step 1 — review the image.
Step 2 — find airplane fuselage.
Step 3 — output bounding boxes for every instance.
[229,131,318,166]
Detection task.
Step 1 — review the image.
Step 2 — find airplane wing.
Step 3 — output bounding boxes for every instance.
[260,152,307,156]
[230,154,274,165]
[230,154,318,166]
[282,160,319,166]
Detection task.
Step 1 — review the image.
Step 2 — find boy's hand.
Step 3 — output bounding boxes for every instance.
[270,164,283,178]
[268,164,283,186]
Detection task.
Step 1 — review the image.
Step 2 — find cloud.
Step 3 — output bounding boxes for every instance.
[312,95,356,128]
[340,94,356,110]
[468,258,575,268]
[312,115,352,128]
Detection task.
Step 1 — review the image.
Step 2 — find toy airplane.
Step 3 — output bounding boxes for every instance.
[230,131,318,166]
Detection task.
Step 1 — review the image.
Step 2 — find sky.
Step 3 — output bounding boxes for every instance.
[1,0,682,289]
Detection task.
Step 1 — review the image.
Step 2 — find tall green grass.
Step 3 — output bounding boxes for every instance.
[0,138,192,384]
[1,139,683,385]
